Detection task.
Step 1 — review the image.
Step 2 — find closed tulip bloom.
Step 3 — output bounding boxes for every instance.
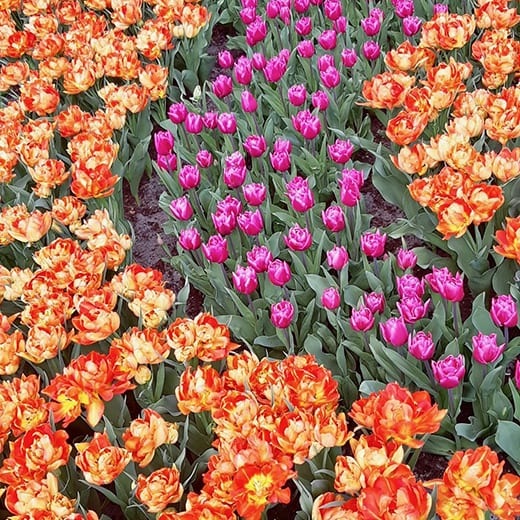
[297,40,315,58]
[170,196,193,221]
[327,245,349,270]
[341,48,358,67]
[286,176,315,212]
[288,84,307,106]
[263,55,287,82]
[184,112,203,134]
[317,29,337,50]
[403,15,422,36]
[247,245,273,272]
[491,294,518,328]
[396,274,425,298]
[397,296,430,323]
[242,183,267,206]
[239,7,256,24]
[202,235,228,263]
[395,0,414,18]
[271,300,295,328]
[472,333,505,364]
[196,150,213,168]
[438,271,464,302]
[408,331,435,360]
[339,177,361,206]
[212,74,233,98]
[361,16,381,36]
[154,130,174,155]
[268,259,292,286]
[274,138,292,154]
[234,56,253,85]
[324,0,342,20]
[212,209,237,235]
[217,112,237,134]
[397,248,417,270]
[284,224,312,251]
[351,306,375,332]
[218,50,234,69]
[320,66,341,89]
[295,16,312,35]
[317,55,335,72]
[168,102,187,124]
[237,209,263,235]
[322,287,341,310]
[293,0,310,12]
[311,90,329,110]
[178,165,200,190]
[433,3,449,14]
[218,195,242,216]
[223,152,247,188]
[370,7,384,20]
[364,291,385,314]
[432,354,465,389]
[292,110,321,139]
[203,111,218,129]
[241,90,258,112]
[322,205,345,232]
[363,40,381,60]
[328,139,354,164]
[251,52,266,70]
[361,229,387,258]
[341,167,365,188]
[246,16,267,46]
[380,316,408,346]
[157,153,177,172]
[266,0,279,18]
[232,265,258,295]
[334,15,347,33]
[243,135,267,157]
[178,228,201,251]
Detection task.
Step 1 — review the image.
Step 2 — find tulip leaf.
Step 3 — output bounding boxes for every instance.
[495,420,520,462]
[358,380,387,397]
[79,481,127,509]
[509,380,520,422]
[305,274,330,298]
[303,335,338,375]
[423,435,456,457]
[455,416,486,442]
[469,292,497,336]
[254,335,284,348]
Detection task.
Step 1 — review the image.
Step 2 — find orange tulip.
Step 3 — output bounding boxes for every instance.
[135,466,184,513]
[176,365,224,415]
[420,13,476,50]
[386,110,429,146]
[19,77,60,116]
[384,41,434,72]
[71,299,120,345]
[70,163,120,199]
[135,19,174,61]
[312,492,356,520]
[391,143,428,175]
[475,0,520,30]
[139,63,168,100]
[0,329,24,375]
[7,207,52,243]
[468,184,504,225]
[28,158,69,197]
[436,199,474,239]
[361,71,415,110]
[21,324,72,363]
[75,432,131,486]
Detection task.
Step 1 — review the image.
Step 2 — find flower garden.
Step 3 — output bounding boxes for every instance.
[1,0,520,517]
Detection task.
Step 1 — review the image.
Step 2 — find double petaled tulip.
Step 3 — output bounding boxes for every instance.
[284,224,312,251]
[322,205,345,232]
[268,259,291,286]
[178,228,201,251]
[322,287,341,310]
[170,196,193,221]
[490,295,518,328]
[380,316,408,346]
[327,245,349,270]
[247,245,273,273]
[237,209,263,235]
[408,331,435,360]
[350,306,375,332]
[242,183,267,206]
[202,235,228,263]
[432,354,465,389]
[232,265,258,295]
[361,229,387,258]
[472,333,505,364]
[271,300,295,328]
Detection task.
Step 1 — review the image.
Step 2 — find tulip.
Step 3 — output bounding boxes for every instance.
[217,113,237,135]
[270,151,291,172]
[223,152,247,188]
[241,90,258,112]
[311,90,329,110]
[242,183,267,206]
[212,209,237,235]
[157,153,177,172]
[402,16,422,37]
[232,265,258,295]
[263,55,287,82]
[472,333,505,364]
[317,55,335,72]
[284,224,312,251]
[247,245,273,273]
[288,84,307,106]
[268,259,292,286]
[239,7,256,24]
[339,177,361,206]
[251,52,266,70]
[397,248,417,270]
[380,316,408,346]
[317,29,337,50]
[395,0,414,18]
[322,288,340,310]
[294,0,310,13]
[154,130,174,155]
[196,150,213,169]
[362,40,381,60]
[397,296,430,323]
[271,300,294,328]
[334,16,347,33]
[515,360,520,390]
[237,209,263,235]
[342,168,364,187]
[360,229,387,258]
[243,135,267,157]
[433,3,449,14]
[203,111,218,129]
[490,295,518,328]
[168,102,187,124]
[274,138,292,153]
[246,16,267,46]
[361,16,381,36]
[297,40,315,58]
[396,274,424,299]
[322,205,345,232]
[350,306,375,332]
[286,178,315,212]
[292,110,321,140]
[432,354,465,389]
[266,0,279,18]
[295,17,312,36]
[234,56,253,85]
[178,228,201,251]
[178,165,200,190]
[364,291,385,314]
[170,196,193,221]
[370,7,384,19]
[202,235,228,263]
[438,272,464,302]
[327,245,349,270]
[212,74,233,98]
[217,195,242,216]
[217,50,234,69]
[328,139,354,164]
[324,0,342,20]
[408,331,435,360]
[320,66,341,89]
[184,113,203,134]
[341,48,358,68]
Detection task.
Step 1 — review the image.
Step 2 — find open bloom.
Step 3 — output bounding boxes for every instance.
[135,466,183,513]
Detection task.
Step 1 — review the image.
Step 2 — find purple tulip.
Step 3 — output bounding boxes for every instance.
[328,139,354,164]
[217,112,237,134]
[168,102,187,124]
[232,265,258,295]
[184,112,203,134]
[178,228,201,251]
[247,245,273,273]
[403,16,422,37]
[297,40,315,59]
[341,48,358,68]
[360,229,387,258]
[472,333,505,364]
[242,183,267,206]
[322,287,341,310]
[196,150,213,169]
[295,16,312,35]
[284,224,312,251]
[243,135,267,157]
[432,355,465,389]
[268,259,291,286]
[202,235,228,263]
[237,209,264,235]
[490,295,518,328]
[311,90,329,110]
[364,291,385,314]
[322,205,345,232]
[234,56,253,85]
[317,29,337,50]
[217,50,234,69]
[397,249,418,270]
[170,196,193,220]
[288,84,307,106]
[362,40,381,60]
[408,331,435,360]
[380,316,408,346]
[212,74,233,98]
[350,306,375,332]
[271,300,295,328]
[327,245,349,270]
[361,16,381,36]
[241,90,258,113]
[154,130,174,155]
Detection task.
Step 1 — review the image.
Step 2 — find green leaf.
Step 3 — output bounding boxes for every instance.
[79,481,128,509]
[495,420,520,462]
[455,416,486,442]
[423,434,455,457]
[509,380,520,422]
[358,380,387,396]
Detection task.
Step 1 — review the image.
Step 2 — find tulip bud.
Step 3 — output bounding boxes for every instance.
[334,16,347,33]
[247,245,273,273]
[251,52,266,70]
[202,235,228,263]
[271,300,295,328]
[402,16,422,37]
[168,102,187,124]
[322,205,345,232]
[268,259,292,286]
[241,90,258,112]
[184,113,203,134]
[297,40,315,59]
[322,287,341,310]
[157,153,177,172]
[433,3,449,14]
[234,56,253,85]
[472,333,505,364]
[178,228,201,251]
[242,183,267,206]
[203,111,218,129]
[361,16,381,36]
[397,248,417,270]
[362,40,381,60]
[217,112,237,134]
[432,354,465,389]
[196,150,213,169]
[170,196,193,220]
[265,0,279,18]
[364,291,385,314]
[218,50,234,69]
[380,316,408,346]
[232,265,258,295]
[360,229,387,258]
[320,66,341,89]
[294,0,310,13]
[240,7,256,24]
[212,74,233,98]
[324,0,342,20]
[237,209,263,235]
[154,130,174,155]
[490,295,518,328]
[288,84,307,106]
[178,165,200,190]
[341,48,358,68]
[408,331,435,360]
[350,306,375,332]
[327,245,349,270]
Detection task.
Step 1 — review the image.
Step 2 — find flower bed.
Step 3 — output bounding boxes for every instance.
[0,0,520,518]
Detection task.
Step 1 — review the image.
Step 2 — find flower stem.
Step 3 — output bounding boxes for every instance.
[452,301,460,337]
